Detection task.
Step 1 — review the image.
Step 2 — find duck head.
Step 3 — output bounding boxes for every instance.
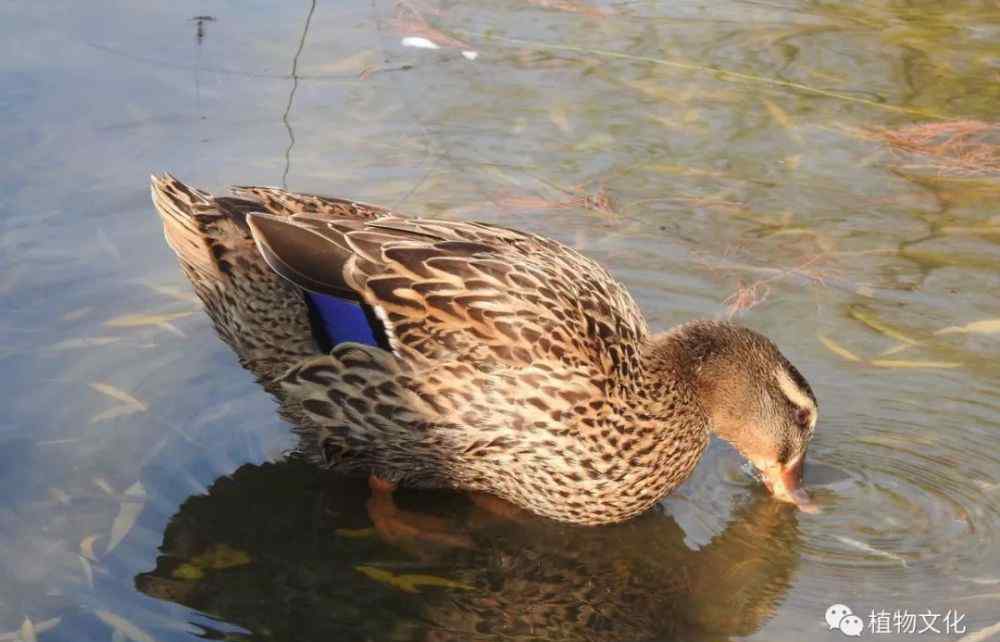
[670,321,818,512]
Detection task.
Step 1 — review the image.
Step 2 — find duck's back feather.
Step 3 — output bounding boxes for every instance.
[245,211,649,376]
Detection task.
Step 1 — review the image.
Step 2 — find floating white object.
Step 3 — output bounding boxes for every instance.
[401,37,440,50]
[461,50,479,60]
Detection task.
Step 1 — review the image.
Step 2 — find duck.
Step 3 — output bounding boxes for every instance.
[150,174,818,536]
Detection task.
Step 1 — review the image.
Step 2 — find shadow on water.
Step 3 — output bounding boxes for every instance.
[135,460,803,641]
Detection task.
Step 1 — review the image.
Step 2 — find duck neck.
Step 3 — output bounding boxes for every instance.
[640,320,752,440]
[638,331,691,406]
[637,321,736,430]
[618,328,713,492]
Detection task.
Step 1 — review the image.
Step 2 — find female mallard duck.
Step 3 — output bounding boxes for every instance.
[151,174,817,533]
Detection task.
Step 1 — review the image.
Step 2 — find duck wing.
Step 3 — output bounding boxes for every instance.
[247,211,648,376]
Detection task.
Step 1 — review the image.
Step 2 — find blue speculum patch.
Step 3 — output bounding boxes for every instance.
[305,291,383,349]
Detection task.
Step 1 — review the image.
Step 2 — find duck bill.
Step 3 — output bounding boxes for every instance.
[759,454,818,513]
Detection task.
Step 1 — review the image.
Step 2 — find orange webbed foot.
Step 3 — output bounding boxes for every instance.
[366,476,474,549]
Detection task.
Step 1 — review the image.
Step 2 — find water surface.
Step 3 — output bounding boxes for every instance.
[1,1,999,640]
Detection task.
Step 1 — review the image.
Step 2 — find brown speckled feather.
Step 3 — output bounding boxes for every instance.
[150,174,708,524]
[230,185,390,220]
[150,175,318,382]
[150,175,816,525]
[247,212,648,376]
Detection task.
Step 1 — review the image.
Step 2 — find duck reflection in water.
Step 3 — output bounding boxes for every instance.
[136,461,802,641]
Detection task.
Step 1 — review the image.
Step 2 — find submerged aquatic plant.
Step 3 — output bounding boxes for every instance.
[867,120,1000,176]
[524,0,611,17]
[494,184,617,217]
[695,248,840,319]
[723,280,771,318]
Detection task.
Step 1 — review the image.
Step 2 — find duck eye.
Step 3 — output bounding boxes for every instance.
[794,407,811,429]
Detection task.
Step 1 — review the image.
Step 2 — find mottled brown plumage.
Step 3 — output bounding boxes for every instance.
[150,174,818,525]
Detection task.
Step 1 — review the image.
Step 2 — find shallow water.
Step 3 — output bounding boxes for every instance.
[2,1,999,640]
